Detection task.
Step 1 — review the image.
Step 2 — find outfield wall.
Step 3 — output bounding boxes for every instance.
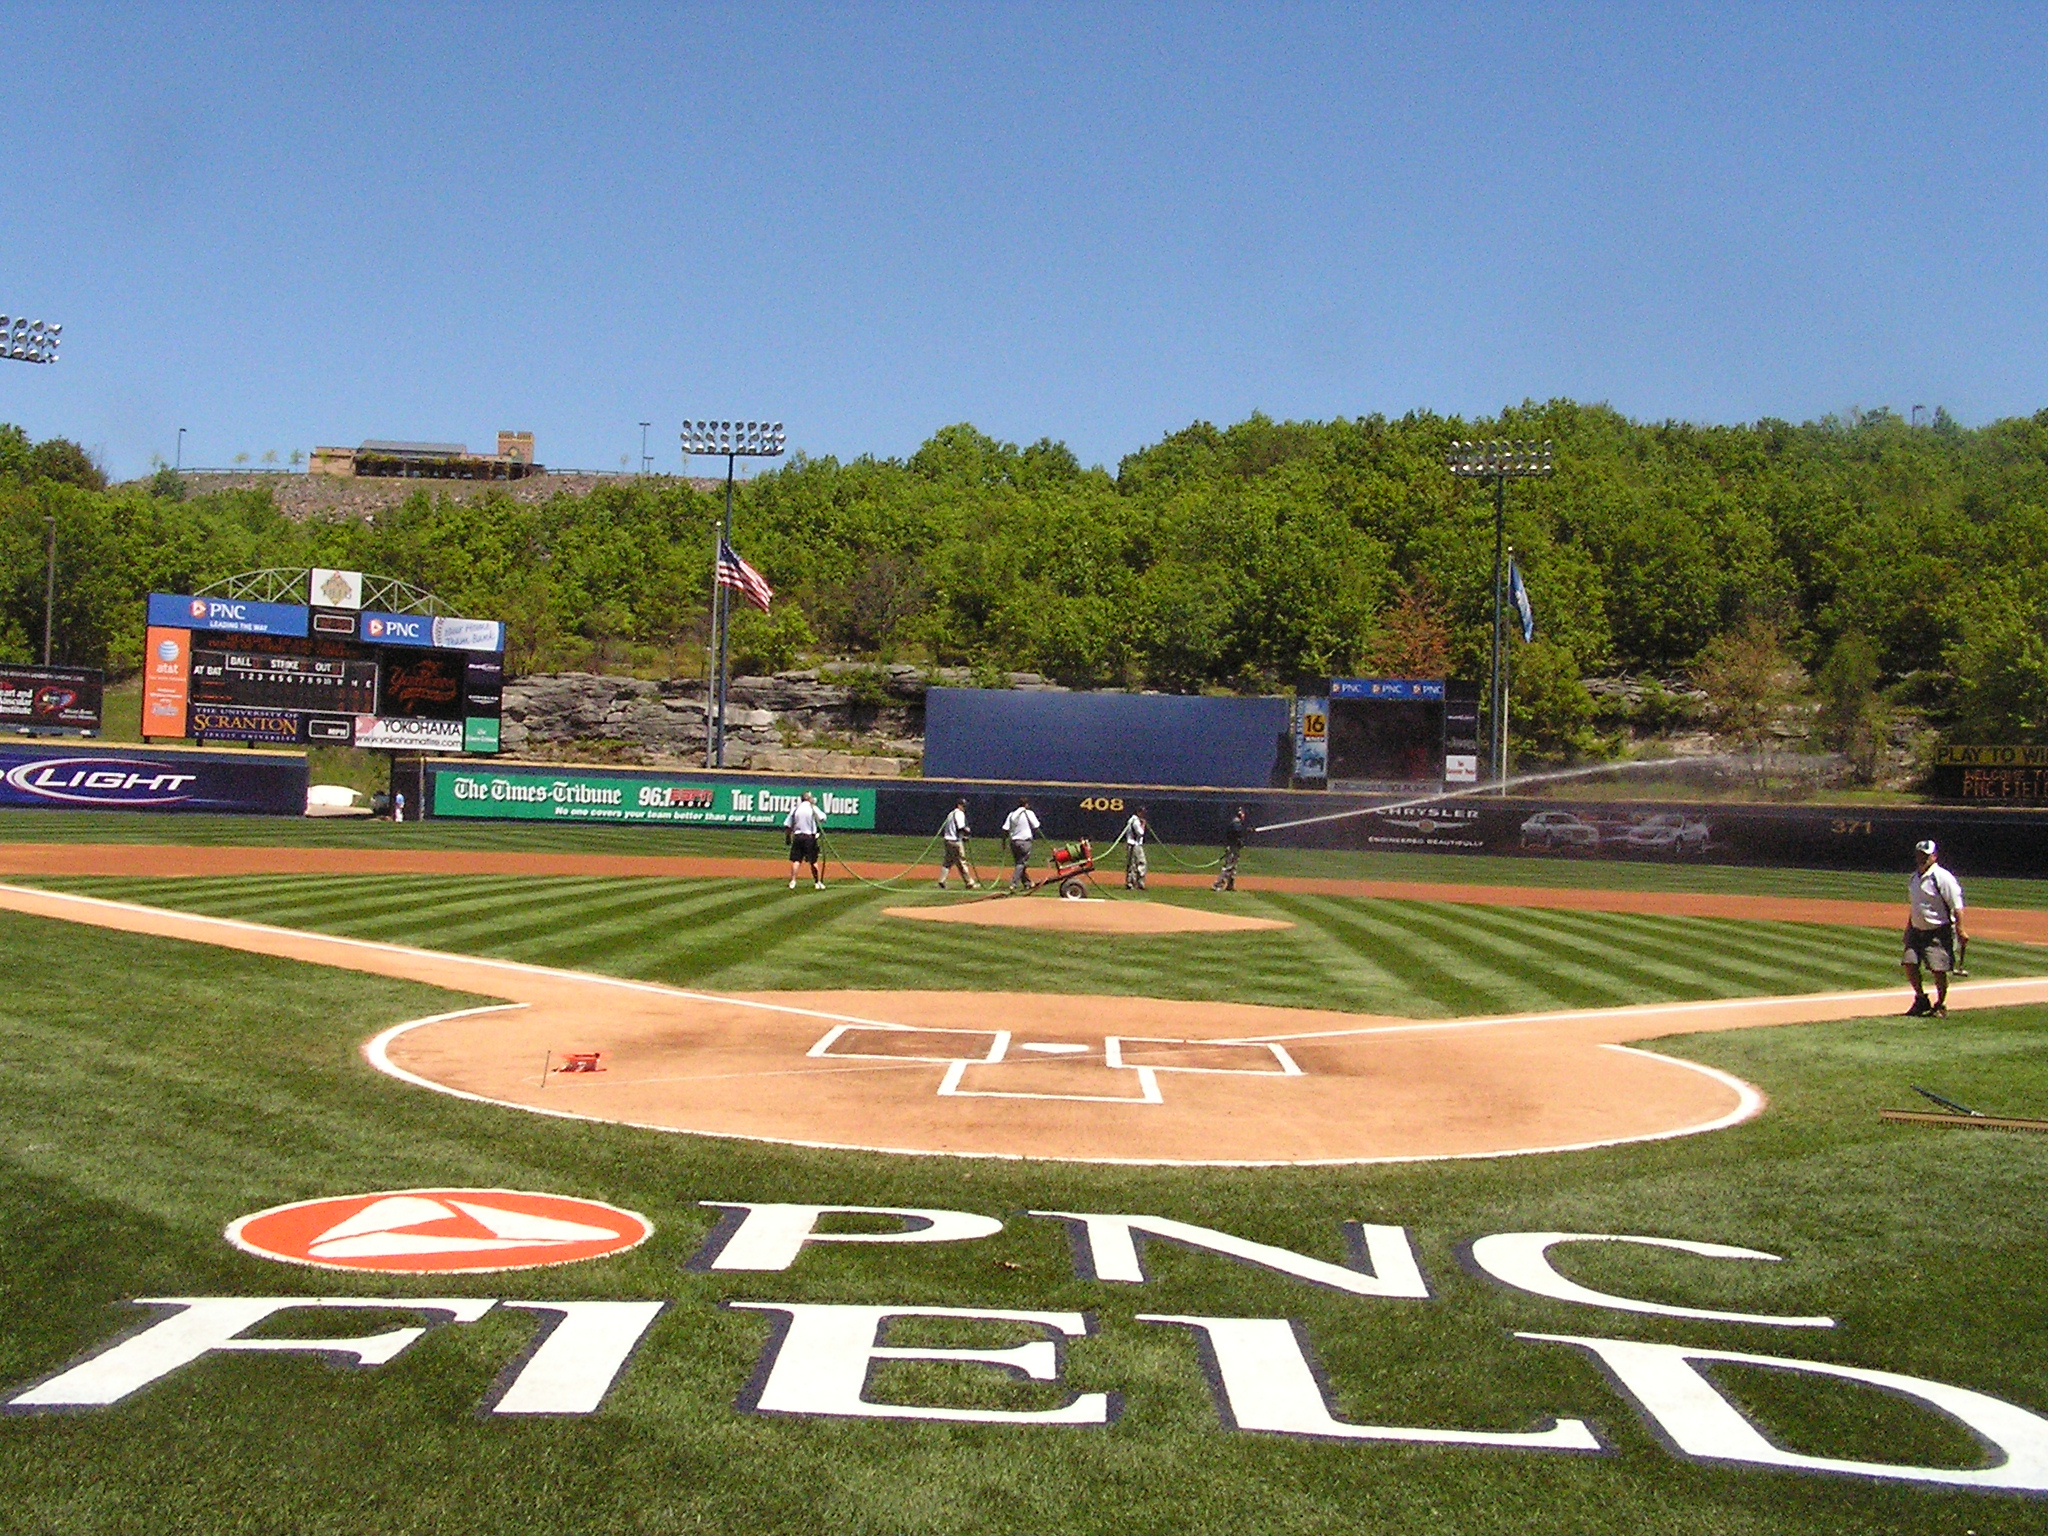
[922,687,1291,788]
[0,739,306,815]
[424,758,2048,876]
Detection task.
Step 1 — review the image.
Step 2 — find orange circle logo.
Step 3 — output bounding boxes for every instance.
[225,1188,653,1274]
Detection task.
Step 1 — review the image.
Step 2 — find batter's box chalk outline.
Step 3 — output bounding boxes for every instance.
[807,1023,1010,1064]
[1106,1037,1303,1076]
[805,1023,1309,1105]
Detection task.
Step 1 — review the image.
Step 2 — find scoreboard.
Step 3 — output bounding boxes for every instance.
[191,650,381,714]
[1292,678,1480,792]
[142,579,504,753]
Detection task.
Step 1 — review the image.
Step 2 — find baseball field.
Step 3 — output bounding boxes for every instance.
[2,809,2045,1535]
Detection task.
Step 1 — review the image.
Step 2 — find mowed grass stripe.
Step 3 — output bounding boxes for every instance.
[1454,904,1800,1002]
[1362,900,1615,1013]
[1521,907,1886,997]
[1259,896,1549,1016]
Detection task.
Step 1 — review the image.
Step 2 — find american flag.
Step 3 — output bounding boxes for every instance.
[716,540,774,611]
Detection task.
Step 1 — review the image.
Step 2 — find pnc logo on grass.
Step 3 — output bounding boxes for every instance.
[224,1188,653,1274]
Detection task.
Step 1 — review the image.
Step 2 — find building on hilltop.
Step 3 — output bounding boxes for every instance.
[310,432,540,480]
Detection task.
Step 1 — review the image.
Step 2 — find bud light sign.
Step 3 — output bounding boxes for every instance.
[0,746,306,815]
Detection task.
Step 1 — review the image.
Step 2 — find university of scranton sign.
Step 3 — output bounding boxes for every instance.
[7,1195,2045,1496]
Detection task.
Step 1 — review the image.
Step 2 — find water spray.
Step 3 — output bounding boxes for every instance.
[1254,755,1746,836]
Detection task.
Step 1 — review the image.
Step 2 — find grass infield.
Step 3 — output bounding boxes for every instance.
[0,831,2045,1533]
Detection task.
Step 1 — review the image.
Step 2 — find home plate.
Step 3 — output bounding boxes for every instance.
[884,901,1291,935]
[1021,1042,1091,1055]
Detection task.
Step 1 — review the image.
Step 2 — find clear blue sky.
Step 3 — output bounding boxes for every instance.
[4,3,2044,480]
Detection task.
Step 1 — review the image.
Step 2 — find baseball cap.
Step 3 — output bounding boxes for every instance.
[1914,839,1937,856]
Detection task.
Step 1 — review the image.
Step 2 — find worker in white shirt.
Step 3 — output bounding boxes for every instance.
[1119,805,1152,890]
[785,791,826,890]
[1903,838,1966,1017]
[1000,799,1042,890]
[937,798,979,889]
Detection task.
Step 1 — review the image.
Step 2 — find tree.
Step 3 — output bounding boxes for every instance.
[1507,638,1604,765]
[24,437,105,490]
[1944,580,2048,744]
[1692,620,1804,785]
[1359,576,1452,677]
[1815,631,1886,781]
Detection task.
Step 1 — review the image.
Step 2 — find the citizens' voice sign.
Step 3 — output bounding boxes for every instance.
[225,1189,654,1274]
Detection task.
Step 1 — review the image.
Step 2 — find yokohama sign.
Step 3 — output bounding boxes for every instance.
[6,1195,2045,1496]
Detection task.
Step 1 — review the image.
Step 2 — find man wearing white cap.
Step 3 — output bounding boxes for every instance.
[1903,839,1966,1017]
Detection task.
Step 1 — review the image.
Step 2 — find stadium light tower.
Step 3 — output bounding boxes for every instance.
[680,419,787,767]
[0,315,61,365]
[1445,439,1554,789]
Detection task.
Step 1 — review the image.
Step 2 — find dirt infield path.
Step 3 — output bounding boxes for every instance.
[7,879,2047,1166]
[8,841,2048,943]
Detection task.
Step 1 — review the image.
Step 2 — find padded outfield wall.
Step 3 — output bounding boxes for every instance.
[921,687,1292,788]
[425,758,2048,876]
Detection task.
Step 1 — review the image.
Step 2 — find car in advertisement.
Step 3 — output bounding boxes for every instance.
[1519,809,1602,850]
[1519,808,1712,857]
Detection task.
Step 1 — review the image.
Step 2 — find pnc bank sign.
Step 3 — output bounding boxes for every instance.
[7,1191,2045,1496]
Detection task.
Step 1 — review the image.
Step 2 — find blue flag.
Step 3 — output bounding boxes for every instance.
[1509,558,1534,643]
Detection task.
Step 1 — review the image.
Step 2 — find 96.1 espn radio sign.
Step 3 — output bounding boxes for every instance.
[433,769,875,829]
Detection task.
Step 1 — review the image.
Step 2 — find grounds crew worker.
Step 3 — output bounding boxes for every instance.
[785,791,826,890]
[1213,805,1250,892]
[1001,798,1042,891]
[1903,838,1965,1017]
[937,798,979,889]
[1119,805,1152,890]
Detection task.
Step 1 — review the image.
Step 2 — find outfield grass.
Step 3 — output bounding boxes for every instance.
[7,808,2048,909]
[0,907,2044,1535]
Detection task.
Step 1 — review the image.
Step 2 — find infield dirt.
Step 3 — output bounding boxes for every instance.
[7,875,2048,1165]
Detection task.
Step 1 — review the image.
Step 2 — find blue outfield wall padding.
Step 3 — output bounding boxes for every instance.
[921,687,1293,788]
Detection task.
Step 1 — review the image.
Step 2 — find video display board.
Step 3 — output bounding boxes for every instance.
[0,664,104,735]
[1324,678,1444,792]
[142,576,504,752]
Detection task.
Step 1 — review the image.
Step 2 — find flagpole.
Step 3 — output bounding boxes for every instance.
[713,450,736,767]
[1501,545,1513,796]
[682,419,786,770]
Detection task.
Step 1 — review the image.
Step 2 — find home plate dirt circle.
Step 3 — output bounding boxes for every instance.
[882,899,1292,935]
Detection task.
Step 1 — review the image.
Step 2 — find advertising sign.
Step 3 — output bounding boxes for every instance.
[188,706,304,746]
[1931,744,2048,801]
[147,593,310,638]
[0,664,102,733]
[434,770,876,828]
[0,745,306,814]
[433,616,505,653]
[1330,677,1445,700]
[1292,697,1327,782]
[360,613,505,653]
[141,627,191,738]
[308,568,364,610]
[356,716,465,752]
[463,717,501,753]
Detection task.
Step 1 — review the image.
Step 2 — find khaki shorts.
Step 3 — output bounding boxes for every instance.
[1903,925,1953,972]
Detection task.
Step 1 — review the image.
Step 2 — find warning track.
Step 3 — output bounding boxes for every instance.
[5,879,2047,1167]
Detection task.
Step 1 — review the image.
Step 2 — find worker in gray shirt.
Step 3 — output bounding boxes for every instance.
[1119,806,1152,890]
[1001,799,1042,890]
[1903,838,1966,1017]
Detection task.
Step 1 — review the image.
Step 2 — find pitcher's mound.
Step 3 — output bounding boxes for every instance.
[884,899,1291,935]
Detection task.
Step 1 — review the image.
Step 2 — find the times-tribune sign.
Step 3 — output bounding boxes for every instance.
[433,769,876,828]
[7,1192,2047,1496]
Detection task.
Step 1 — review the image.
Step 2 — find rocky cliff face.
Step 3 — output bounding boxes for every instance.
[499,665,1065,776]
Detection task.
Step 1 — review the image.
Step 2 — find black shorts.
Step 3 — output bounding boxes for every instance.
[790,832,819,862]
